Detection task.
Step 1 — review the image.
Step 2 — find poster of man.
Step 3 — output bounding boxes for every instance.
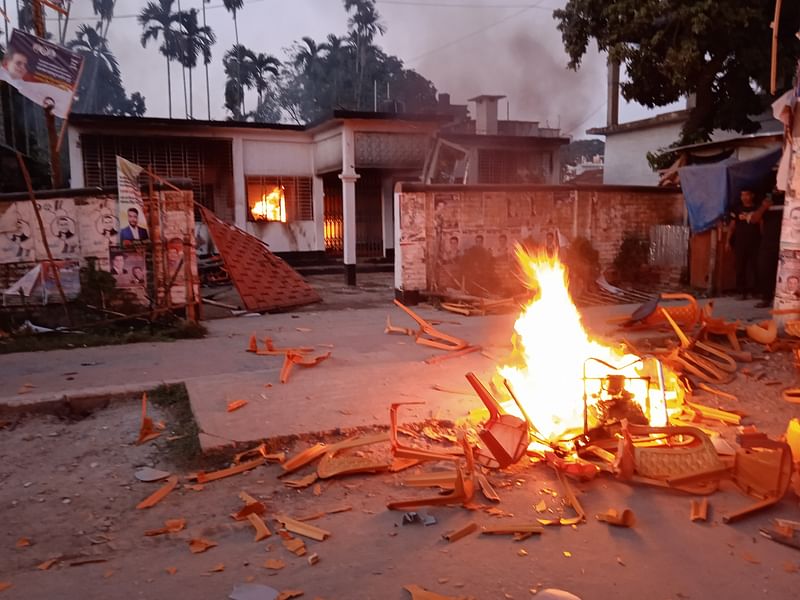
[116,156,148,247]
[52,213,78,255]
[781,198,800,246]
[0,29,83,119]
[775,249,800,301]
[109,249,147,305]
[5,218,35,261]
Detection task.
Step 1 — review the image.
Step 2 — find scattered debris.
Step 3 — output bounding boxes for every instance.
[15,537,31,548]
[227,400,249,412]
[690,499,709,522]
[275,515,330,541]
[136,392,162,445]
[189,538,217,554]
[481,524,543,536]
[248,513,272,541]
[229,582,281,600]
[595,508,636,528]
[195,457,266,484]
[281,535,306,556]
[134,467,172,482]
[264,559,286,570]
[403,584,467,600]
[442,522,478,543]
[136,475,179,510]
[36,558,59,571]
[307,553,320,566]
[145,518,187,536]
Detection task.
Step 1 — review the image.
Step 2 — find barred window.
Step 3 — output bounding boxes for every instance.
[246,176,313,223]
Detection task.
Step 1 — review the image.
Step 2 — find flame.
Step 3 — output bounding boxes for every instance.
[498,248,679,444]
[251,187,286,222]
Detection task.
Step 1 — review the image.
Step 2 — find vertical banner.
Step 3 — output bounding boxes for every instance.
[774,85,800,323]
[116,156,149,247]
[0,28,82,119]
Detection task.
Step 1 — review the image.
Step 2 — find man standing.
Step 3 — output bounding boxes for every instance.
[119,208,149,245]
[756,187,784,307]
[727,189,763,299]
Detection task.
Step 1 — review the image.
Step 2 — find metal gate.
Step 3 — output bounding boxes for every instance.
[323,171,385,259]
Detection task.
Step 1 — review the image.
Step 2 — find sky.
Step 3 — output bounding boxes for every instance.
[5,0,683,138]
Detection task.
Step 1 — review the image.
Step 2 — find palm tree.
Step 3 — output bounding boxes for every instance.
[138,0,180,118]
[252,52,280,108]
[322,34,346,107]
[343,0,386,109]
[67,22,120,114]
[223,44,255,120]
[222,0,245,115]
[177,8,215,119]
[92,0,116,38]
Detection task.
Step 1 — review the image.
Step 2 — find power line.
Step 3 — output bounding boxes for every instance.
[406,3,541,64]
[563,101,606,136]
[376,0,557,8]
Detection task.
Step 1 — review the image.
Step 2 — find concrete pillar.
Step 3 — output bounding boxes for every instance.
[67,130,84,189]
[339,125,359,285]
[381,175,394,259]
[607,58,620,128]
[231,136,246,228]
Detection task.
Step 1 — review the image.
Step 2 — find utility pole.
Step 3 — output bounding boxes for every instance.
[202,0,211,120]
[31,0,62,189]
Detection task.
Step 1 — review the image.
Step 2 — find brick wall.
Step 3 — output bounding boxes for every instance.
[395,184,685,293]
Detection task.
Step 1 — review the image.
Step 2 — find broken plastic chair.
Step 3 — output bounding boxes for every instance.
[392,299,469,351]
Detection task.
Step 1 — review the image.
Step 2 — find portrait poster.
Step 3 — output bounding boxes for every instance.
[76,196,119,258]
[116,156,148,247]
[0,29,82,119]
[109,247,148,305]
[41,259,80,302]
[780,196,800,248]
[0,201,36,263]
[35,198,80,260]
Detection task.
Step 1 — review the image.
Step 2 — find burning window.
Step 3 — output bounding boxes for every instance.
[246,176,313,223]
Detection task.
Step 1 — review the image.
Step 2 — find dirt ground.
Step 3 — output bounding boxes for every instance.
[1,339,800,600]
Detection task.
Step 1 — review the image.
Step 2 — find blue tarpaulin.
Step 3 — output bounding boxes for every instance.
[679,147,782,233]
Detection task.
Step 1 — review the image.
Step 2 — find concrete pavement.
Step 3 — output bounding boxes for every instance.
[0,293,773,451]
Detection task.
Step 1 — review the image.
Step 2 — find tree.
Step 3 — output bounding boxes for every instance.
[138,0,180,118]
[223,44,256,120]
[222,0,245,115]
[67,22,148,116]
[344,0,386,109]
[176,8,215,118]
[554,0,800,144]
[92,0,116,37]
[252,52,280,109]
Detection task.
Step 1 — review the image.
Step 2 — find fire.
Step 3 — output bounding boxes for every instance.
[499,248,679,444]
[251,186,286,222]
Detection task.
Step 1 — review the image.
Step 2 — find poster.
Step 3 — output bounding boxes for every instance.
[76,196,119,258]
[34,198,80,260]
[2,260,80,305]
[109,248,148,305]
[0,29,82,119]
[0,201,36,263]
[116,156,148,247]
[780,196,800,247]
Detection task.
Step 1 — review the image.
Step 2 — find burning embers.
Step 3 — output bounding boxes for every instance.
[497,249,681,448]
[251,186,286,222]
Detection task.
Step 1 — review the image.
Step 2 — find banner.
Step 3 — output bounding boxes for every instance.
[0,28,83,119]
[116,156,149,247]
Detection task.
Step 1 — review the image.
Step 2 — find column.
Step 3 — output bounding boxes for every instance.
[339,125,359,285]
[231,136,246,228]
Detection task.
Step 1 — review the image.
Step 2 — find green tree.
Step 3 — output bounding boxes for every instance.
[252,52,280,109]
[67,23,146,116]
[344,0,386,109]
[554,0,800,144]
[222,0,245,115]
[176,8,215,119]
[223,44,256,120]
[138,0,180,118]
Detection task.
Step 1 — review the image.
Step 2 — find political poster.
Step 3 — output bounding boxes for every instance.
[0,28,83,119]
[116,156,149,247]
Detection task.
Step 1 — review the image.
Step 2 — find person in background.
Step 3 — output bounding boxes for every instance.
[756,186,784,307]
[727,189,765,299]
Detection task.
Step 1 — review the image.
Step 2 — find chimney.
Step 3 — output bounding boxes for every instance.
[469,94,506,135]
[607,59,620,127]
[438,93,451,110]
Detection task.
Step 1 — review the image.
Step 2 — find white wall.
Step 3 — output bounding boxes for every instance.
[603,121,684,185]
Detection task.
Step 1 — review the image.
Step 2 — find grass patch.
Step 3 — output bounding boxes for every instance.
[0,319,208,355]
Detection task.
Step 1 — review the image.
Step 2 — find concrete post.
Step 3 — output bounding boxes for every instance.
[231,137,246,228]
[607,58,620,128]
[339,125,360,285]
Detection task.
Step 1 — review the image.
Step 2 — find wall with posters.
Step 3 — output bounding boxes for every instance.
[0,184,197,309]
[394,183,685,297]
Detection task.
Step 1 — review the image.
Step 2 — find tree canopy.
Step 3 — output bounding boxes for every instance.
[554,0,800,144]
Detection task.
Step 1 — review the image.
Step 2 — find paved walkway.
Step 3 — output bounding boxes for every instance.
[0,295,771,451]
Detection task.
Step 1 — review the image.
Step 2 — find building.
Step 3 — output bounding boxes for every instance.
[588,62,783,186]
[67,96,569,284]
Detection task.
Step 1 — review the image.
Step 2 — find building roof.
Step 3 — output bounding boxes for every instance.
[468,94,507,102]
[69,109,455,134]
[666,131,783,154]
[587,110,691,136]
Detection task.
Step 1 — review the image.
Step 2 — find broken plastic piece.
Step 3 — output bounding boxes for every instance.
[281,536,306,556]
[690,498,709,522]
[307,553,320,566]
[275,515,330,541]
[247,513,272,541]
[442,522,477,543]
[481,524,543,536]
[595,508,636,528]
[145,518,186,536]
[189,538,217,553]
[284,473,319,489]
[263,559,285,570]
[196,457,266,484]
[136,392,162,445]
[134,467,172,482]
[227,399,248,412]
[281,443,329,475]
[403,584,466,600]
[136,475,178,510]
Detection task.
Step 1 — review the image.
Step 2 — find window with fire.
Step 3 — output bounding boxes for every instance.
[246,176,314,223]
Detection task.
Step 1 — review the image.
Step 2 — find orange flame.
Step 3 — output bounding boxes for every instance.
[251,186,286,222]
[498,248,679,444]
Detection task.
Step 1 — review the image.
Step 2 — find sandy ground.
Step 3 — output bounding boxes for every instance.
[1,343,800,600]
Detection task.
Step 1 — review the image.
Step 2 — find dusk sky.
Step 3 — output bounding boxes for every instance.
[7,0,682,137]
